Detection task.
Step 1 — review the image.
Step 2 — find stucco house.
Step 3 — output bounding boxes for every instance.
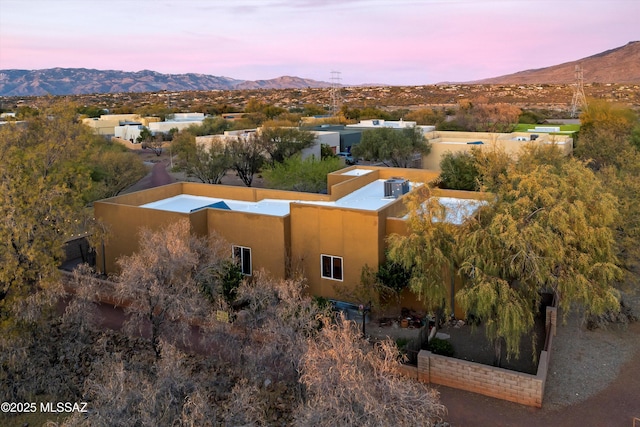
[94,166,489,316]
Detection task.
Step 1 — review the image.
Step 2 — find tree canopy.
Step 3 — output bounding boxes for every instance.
[455,153,620,363]
[0,103,97,333]
[262,154,342,193]
[257,126,317,167]
[351,126,431,168]
[438,151,479,191]
[387,187,457,318]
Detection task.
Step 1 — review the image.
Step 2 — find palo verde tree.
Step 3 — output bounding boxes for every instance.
[262,154,342,193]
[455,151,621,365]
[351,126,431,168]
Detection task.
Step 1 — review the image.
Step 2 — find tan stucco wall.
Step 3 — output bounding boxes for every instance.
[422,131,573,170]
[290,203,383,302]
[206,209,289,278]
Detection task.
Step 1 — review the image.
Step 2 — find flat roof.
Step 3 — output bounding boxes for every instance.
[141,195,292,217]
[404,197,488,225]
[140,179,412,215]
[299,180,416,211]
[341,169,374,176]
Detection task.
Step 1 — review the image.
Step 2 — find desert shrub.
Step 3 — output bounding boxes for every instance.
[428,337,454,357]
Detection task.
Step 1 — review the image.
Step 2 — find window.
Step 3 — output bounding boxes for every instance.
[233,245,252,275]
[321,254,343,281]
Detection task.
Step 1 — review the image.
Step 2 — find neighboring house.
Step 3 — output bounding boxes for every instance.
[83,114,160,137]
[346,118,436,134]
[195,127,340,161]
[94,166,490,316]
[114,122,144,142]
[422,130,574,170]
[148,113,205,134]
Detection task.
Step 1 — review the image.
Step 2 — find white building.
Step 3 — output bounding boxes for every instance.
[195,127,340,161]
[346,118,436,134]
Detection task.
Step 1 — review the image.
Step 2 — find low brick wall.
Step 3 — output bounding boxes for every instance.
[408,305,557,408]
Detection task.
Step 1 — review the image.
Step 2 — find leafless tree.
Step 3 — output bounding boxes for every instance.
[296,314,446,427]
[114,219,231,358]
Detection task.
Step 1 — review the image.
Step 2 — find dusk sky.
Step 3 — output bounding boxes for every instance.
[1,0,638,85]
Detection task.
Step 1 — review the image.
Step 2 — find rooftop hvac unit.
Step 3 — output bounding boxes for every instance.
[384,178,410,198]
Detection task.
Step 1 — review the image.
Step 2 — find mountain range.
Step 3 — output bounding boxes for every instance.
[1,42,638,97]
[471,41,640,85]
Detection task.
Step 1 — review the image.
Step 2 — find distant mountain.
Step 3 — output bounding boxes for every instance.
[472,41,640,84]
[0,68,332,96]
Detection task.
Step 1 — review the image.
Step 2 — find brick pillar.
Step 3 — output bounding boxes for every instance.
[417,350,431,383]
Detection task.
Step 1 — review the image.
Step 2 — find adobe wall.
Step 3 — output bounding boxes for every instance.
[290,203,382,300]
[207,209,289,278]
[422,133,573,170]
[94,202,191,275]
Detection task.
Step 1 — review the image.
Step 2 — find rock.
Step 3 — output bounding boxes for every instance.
[435,332,450,340]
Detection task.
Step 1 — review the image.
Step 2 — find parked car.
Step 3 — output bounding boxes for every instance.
[337,151,357,165]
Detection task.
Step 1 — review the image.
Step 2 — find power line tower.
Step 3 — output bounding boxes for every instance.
[570,64,587,118]
[330,71,342,116]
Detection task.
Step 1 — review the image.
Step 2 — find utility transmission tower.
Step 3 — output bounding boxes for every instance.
[330,71,342,116]
[570,64,587,118]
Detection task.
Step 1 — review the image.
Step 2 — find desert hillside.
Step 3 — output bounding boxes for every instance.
[473,41,640,84]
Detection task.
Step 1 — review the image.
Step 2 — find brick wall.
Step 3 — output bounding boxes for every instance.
[407,305,558,408]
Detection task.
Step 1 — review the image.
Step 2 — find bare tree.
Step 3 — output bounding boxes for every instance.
[114,219,231,358]
[296,314,446,426]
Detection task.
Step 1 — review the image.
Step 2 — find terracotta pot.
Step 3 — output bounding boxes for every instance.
[400,318,409,328]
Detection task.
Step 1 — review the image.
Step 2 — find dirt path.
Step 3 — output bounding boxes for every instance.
[439,321,640,426]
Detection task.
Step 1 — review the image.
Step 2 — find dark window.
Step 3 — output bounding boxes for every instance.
[233,245,252,275]
[321,254,343,281]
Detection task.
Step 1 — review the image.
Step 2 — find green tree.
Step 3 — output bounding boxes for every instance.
[183,140,232,184]
[228,134,265,187]
[438,151,479,191]
[387,187,457,324]
[187,116,231,136]
[262,155,342,193]
[89,147,147,198]
[575,99,639,170]
[455,157,621,365]
[0,103,96,336]
[351,126,431,168]
[137,126,153,144]
[257,126,317,167]
[575,100,640,295]
[404,108,446,126]
[376,256,412,310]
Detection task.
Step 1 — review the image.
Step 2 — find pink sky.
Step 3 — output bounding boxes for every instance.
[1,0,638,85]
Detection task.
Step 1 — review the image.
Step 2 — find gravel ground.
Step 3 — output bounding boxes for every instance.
[543,294,640,410]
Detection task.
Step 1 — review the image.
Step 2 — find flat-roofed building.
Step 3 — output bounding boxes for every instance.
[95,166,490,316]
[422,130,574,170]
